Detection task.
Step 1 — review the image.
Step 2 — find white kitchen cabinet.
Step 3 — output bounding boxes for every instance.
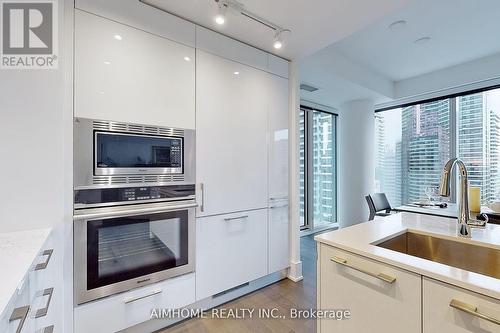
[0,228,63,333]
[423,277,500,333]
[196,209,268,300]
[74,273,195,333]
[75,10,195,129]
[267,74,289,201]
[318,244,421,333]
[196,50,268,217]
[268,200,289,273]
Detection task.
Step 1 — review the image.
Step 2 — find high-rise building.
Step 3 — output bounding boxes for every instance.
[401,100,450,203]
[458,92,500,203]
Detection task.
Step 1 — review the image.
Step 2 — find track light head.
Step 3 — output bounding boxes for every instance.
[273,29,287,50]
[214,1,227,25]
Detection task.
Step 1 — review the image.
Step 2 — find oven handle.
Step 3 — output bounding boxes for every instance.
[74,202,198,220]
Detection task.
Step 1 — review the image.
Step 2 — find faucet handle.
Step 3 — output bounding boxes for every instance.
[468,213,488,228]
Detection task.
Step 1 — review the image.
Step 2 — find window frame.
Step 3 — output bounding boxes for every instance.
[299,105,338,231]
[375,84,500,205]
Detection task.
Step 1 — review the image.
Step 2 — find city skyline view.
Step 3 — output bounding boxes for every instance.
[375,87,500,206]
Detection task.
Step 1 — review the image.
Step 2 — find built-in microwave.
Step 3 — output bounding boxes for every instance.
[74,118,195,189]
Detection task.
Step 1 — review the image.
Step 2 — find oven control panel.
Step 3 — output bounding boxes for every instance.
[74,185,195,209]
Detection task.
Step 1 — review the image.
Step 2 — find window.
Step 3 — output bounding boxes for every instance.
[300,106,337,230]
[375,86,500,205]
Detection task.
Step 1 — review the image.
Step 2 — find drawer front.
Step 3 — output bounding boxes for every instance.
[196,209,268,300]
[318,244,421,333]
[74,273,195,333]
[423,277,500,333]
[268,201,290,273]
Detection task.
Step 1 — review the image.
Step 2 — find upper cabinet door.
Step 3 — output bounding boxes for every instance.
[196,51,268,217]
[268,74,289,200]
[74,10,195,129]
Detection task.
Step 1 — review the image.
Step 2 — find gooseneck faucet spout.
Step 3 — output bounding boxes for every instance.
[439,158,487,238]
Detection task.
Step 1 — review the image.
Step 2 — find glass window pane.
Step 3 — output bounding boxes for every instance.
[375,99,451,205]
[312,111,336,225]
[299,110,306,228]
[458,88,500,204]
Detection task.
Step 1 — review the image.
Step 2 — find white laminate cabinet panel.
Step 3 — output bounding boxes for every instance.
[423,277,500,333]
[75,10,195,129]
[75,0,196,46]
[195,26,268,72]
[195,210,268,300]
[268,55,289,78]
[318,244,421,333]
[74,273,195,333]
[268,200,289,273]
[196,51,268,217]
[268,74,289,200]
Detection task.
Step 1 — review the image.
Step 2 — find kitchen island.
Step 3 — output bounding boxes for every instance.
[315,212,500,333]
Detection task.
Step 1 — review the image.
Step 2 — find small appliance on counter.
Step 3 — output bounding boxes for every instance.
[73,118,196,305]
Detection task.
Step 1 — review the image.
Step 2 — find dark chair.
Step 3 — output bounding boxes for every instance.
[366,193,393,221]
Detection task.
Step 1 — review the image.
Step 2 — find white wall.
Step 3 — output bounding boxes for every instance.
[337,99,375,228]
[0,1,71,233]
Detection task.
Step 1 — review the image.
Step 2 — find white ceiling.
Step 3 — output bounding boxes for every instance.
[299,0,500,108]
[143,0,412,59]
[333,0,500,81]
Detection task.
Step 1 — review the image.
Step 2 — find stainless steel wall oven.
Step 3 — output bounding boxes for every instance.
[73,118,196,305]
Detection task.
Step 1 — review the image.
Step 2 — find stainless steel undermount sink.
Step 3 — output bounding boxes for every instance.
[376,231,500,279]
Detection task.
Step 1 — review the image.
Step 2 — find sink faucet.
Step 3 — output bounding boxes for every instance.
[439,158,488,238]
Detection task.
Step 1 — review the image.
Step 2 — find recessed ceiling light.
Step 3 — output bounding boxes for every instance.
[114,34,123,41]
[388,20,407,31]
[184,56,191,62]
[103,61,111,65]
[414,36,431,45]
[233,71,240,75]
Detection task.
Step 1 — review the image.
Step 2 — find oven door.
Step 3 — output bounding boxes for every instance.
[74,201,196,305]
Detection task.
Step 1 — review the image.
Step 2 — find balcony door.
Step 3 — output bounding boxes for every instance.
[299,106,338,231]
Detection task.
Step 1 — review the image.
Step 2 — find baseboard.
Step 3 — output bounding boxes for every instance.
[287,260,303,282]
[123,270,287,333]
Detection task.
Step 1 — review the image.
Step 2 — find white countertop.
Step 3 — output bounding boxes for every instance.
[315,213,500,300]
[0,228,51,314]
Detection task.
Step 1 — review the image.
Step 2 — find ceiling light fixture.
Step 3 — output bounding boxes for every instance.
[184,56,191,62]
[213,0,291,50]
[114,34,123,41]
[233,71,240,75]
[214,1,227,25]
[273,30,283,49]
[103,61,111,65]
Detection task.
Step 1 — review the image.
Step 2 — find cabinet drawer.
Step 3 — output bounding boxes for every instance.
[268,201,289,273]
[423,277,500,333]
[74,273,195,333]
[196,209,268,300]
[318,244,421,333]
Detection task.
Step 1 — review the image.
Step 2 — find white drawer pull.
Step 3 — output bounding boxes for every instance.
[224,215,249,222]
[124,288,162,304]
[9,305,29,333]
[450,299,500,325]
[36,288,54,318]
[35,249,53,270]
[331,256,396,284]
[200,183,205,212]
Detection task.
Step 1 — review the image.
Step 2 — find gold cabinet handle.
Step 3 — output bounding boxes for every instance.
[330,256,396,284]
[450,299,500,325]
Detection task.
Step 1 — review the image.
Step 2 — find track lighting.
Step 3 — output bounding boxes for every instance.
[214,1,227,25]
[273,30,283,49]
[213,0,291,50]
